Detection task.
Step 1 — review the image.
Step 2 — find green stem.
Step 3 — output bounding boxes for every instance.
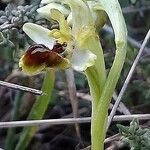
[91,47,126,150]
[89,0,127,149]
[15,70,55,150]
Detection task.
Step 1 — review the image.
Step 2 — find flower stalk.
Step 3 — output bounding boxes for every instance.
[90,47,127,150]
[86,0,127,149]
[16,70,55,150]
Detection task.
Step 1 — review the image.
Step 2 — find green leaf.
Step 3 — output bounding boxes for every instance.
[90,0,127,149]
[5,92,22,150]
[15,70,55,150]
[118,119,150,150]
[117,124,130,135]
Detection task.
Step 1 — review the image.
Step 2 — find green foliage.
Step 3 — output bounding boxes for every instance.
[5,92,22,150]
[15,70,55,150]
[117,119,150,150]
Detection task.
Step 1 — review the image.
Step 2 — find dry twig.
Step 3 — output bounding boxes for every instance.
[0,114,150,128]
[65,69,82,143]
[0,80,42,95]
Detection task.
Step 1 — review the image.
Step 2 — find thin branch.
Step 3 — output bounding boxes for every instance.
[0,80,42,95]
[0,114,150,128]
[113,92,131,115]
[107,29,150,130]
[38,108,87,132]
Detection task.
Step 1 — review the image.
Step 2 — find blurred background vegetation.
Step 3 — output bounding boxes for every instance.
[0,0,150,149]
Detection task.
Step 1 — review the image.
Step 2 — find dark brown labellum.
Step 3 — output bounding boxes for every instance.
[21,43,68,70]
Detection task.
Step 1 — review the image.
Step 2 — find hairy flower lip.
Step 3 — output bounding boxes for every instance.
[26,43,66,54]
[19,43,71,75]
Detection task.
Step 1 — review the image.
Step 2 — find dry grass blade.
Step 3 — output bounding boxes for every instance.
[0,114,150,128]
[65,69,82,144]
[107,29,150,130]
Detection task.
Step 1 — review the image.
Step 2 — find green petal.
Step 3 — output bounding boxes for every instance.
[97,0,127,44]
[75,25,96,48]
[50,9,71,33]
[71,49,96,71]
[87,1,107,29]
[23,23,55,49]
[49,9,72,43]
[65,0,93,34]
[37,3,70,21]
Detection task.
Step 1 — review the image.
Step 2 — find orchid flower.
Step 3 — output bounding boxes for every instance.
[17,1,127,150]
[19,0,99,75]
